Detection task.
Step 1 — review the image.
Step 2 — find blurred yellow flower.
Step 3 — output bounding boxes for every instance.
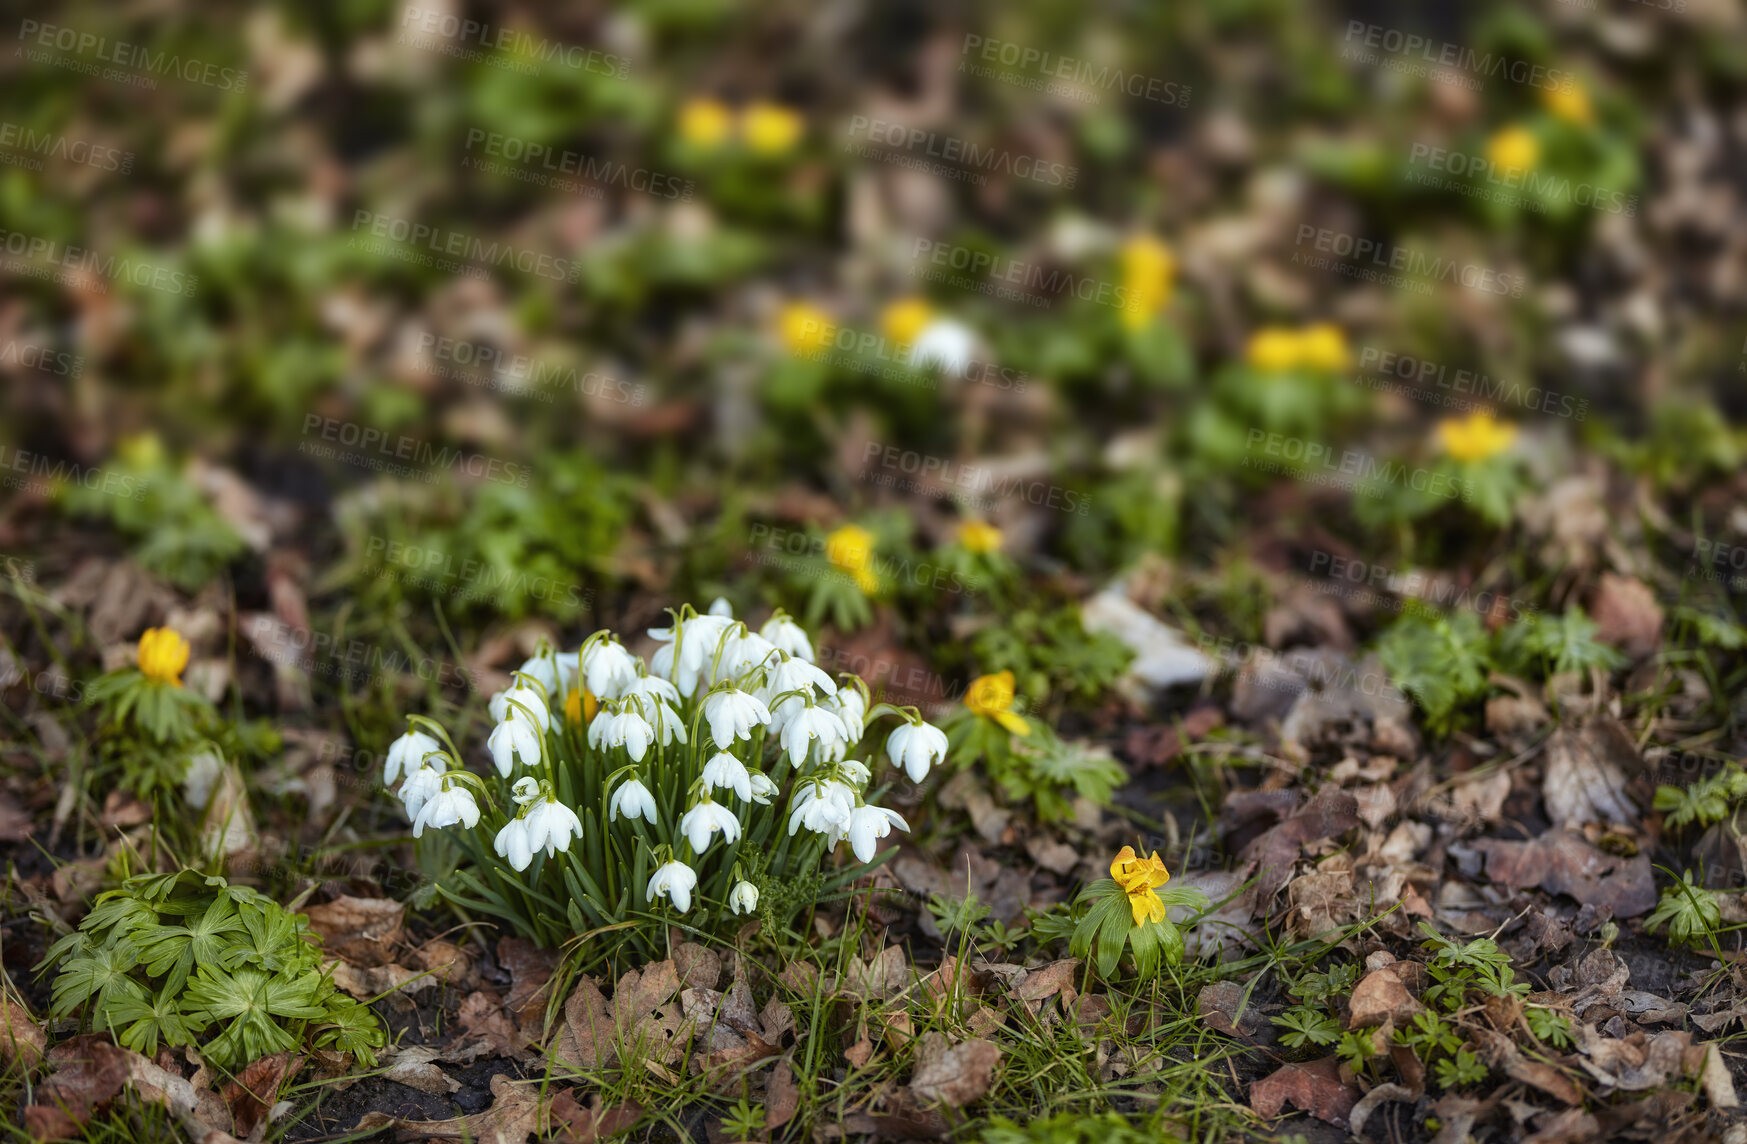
[825,524,879,594]
[1297,323,1350,373]
[1436,411,1518,462]
[881,297,933,347]
[118,432,165,470]
[138,627,190,687]
[1542,81,1593,126]
[742,101,804,155]
[1246,327,1301,373]
[777,302,835,356]
[965,670,1030,736]
[1486,126,1539,173]
[957,520,1003,554]
[1110,845,1171,925]
[1119,235,1176,330]
[678,98,733,149]
[564,686,598,726]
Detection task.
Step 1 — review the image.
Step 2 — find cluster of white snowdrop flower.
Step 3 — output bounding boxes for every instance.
[381,600,949,936]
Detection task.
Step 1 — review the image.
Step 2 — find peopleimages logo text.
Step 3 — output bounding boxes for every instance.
[1342,21,1575,92]
[16,21,248,90]
[847,116,1077,187]
[349,210,578,284]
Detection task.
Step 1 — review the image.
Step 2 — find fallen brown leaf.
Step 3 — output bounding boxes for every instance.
[354,1073,541,1139]
[1589,573,1662,660]
[1475,830,1656,917]
[498,936,562,1032]
[1542,720,1639,831]
[548,1089,641,1143]
[0,995,46,1071]
[908,1032,1000,1107]
[305,896,404,966]
[1249,1056,1358,1130]
[1348,961,1425,1029]
[221,1053,302,1138]
[380,1045,460,1095]
[25,1036,132,1141]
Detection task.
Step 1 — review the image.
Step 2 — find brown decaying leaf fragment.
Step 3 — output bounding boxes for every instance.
[1249,1056,1358,1129]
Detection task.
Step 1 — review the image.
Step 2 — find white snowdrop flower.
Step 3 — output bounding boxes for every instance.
[589,706,655,761]
[580,637,640,700]
[708,597,734,617]
[887,720,949,784]
[680,800,742,855]
[826,686,867,740]
[702,688,772,750]
[651,613,736,696]
[725,629,779,677]
[608,777,658,824]
[844,804,909,863]
[488,714,545,777]
[622,674,682,710]
[780,704,848,766]
[649,640,677,684]
[908,317,976,377]
[647,861,697,913]
[729,881,760,915]
[510,776,540,805]
[412,781,480,837]
[399,765,444,820]
[760,613,814,662]
[385,730,442,785]
[787,779,855,836]
[490,685,552,731]
[512,653,566,704]
[701,752,753,801]
[647,701,689,748]
[765,655,838,733]
[839,759,871,787]
[494,816,535,872]
[525,797,583,858]
[747,772,779,805]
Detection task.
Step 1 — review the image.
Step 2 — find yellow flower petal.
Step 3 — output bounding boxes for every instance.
[137,627,190,687]
[1246,327,1301,373]
[1435,411,1518,463]
[778,302,835,356]
[742,101,804,156]
[1486,126,1539,173]
[1297,323,1350,373]
[1542,81,1592,126]
[956,520,1003,555]
[881,298,933,347]
[678,97,733,149]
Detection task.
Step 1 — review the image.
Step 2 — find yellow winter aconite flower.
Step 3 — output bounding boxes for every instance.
[1110,845,1171,925]
[1486,126,1540,173]
[1119,235,1175,330]
[1542,80,1593,126]
[138,627,190,687]
[957,520,1003,554]
[1297,323,1350,373]
[1436,411,1518,462]
[678,98,733,149]
[742,101,804,156]
[777,302,835,356]
[881,297,933,347]
[825,524,879,594]
[1246,327,1302,373]
[564,686,598,726]
[119,432,166,469]
[1246,323,1351,373]
[965,671,1030,736]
